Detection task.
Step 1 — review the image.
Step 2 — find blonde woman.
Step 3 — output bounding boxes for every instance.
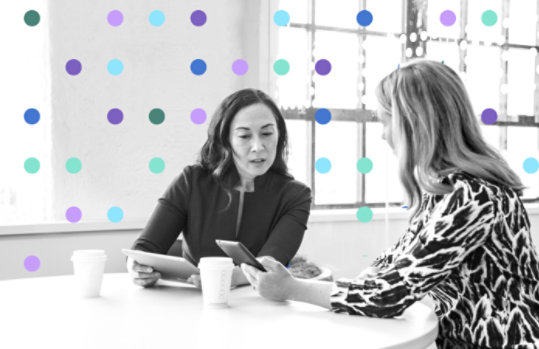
[242,60,539,348]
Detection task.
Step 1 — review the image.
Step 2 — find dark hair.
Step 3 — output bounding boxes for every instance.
[198,88,291,188]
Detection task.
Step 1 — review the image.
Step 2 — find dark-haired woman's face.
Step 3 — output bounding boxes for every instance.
[229,103,279,181]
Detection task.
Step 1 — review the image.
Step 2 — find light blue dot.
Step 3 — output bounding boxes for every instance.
[107,206,124,223]
[273,10,290,26]
[149,10,165,26]
[107,59,124,75]
[523,157,539,174]
[315,157,331,174]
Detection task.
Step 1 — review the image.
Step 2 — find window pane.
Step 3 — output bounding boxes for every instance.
[466,0,503,43]
[314,0,359,29]
[508,1,537,46]
[427,0,461,39]
[424,41,460,72]
[507,48,536,117]
[505,127,539,199]
[314,121,358,205]
[466,45,501,117]
[279,0,309,24]
[366,0,403,34]
[285,119,309,186]
[480,125,500,151]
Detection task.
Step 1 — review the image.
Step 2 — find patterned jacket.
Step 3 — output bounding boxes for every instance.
[330,172,539,348]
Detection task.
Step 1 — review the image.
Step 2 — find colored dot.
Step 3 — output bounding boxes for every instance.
[149,157,165,174]
[315,108,331,125]
[108,206,124,223]
[440,10,456,26]
[149,108,165,125]
[482,10,497,26]
[24,158,40,174]
[191,108,207,124]
[107,10,123,26]
[24,256,40,272]
[24,10,40,26]
[356,206,373,223]
[402,205,409,209]
[107,59,124,75]
[523,158,539,174]
[65,59,82,76]
[356,10,373,27]
[481,108,498,124]
[66,157,82,174]
[273,10,290,26]
[24,108,40,125]
[232,59,248,75]
[315,158,331,174]
[315,59,332,75]
[357,157,373,174]
[191,10,207,26]
[66,206,82,223]
[149,10,165,26]
[190,59,207,75]
[273,59,290,75]
[107,108,123,125]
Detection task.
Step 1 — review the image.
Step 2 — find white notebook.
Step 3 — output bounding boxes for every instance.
[122,248,199,281]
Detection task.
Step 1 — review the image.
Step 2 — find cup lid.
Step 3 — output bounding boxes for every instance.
[71,249,107,260]
[198,257,233,267]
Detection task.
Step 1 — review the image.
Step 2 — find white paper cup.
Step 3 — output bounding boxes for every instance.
[71,250,107,298]
[198,257,234,307]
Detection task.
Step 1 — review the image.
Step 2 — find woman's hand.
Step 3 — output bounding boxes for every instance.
[241,256,296,302]
[126,256,161,287]
[186,274,201,288]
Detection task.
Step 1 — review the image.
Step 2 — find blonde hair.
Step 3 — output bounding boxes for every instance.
[375,59,524,219]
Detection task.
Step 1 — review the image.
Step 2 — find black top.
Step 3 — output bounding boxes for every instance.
[132,164,312,266]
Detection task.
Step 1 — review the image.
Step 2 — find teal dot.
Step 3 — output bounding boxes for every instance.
[149,157,165,174]
[66,157,82,174]
[149,10,165,26]
[481,10,497,26]
[273,10,290,26]
[523,157,539,174]
[107,206,124,223]
[24,158,40,174]
[149,108,165,125]
[315,158,331,174]
[357,157,373,174]
[273,59,290,75]
[356,206,373,223]
[107,59,124,75]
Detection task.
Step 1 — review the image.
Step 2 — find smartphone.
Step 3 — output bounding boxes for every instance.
[215,240,267,272]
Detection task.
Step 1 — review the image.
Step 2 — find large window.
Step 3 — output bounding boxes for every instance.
[273,0,539,209]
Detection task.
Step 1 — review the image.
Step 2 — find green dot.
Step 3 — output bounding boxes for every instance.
[149,157,165,173]
[356,206,373,223]
[357,157,373,174]
[24,158,40,174]
[273,59,290,75]
[66,157,82,174]
[24,10,40,26]
[481,10,497,26]
[149,108,165,125]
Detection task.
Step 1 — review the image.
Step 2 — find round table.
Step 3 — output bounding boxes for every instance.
[0,273,438,349]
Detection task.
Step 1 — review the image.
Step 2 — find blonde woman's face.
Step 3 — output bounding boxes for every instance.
[378,108,394,151]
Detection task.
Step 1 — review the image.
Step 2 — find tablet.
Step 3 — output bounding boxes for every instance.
[215,240,267,272]
[121,248,199,281]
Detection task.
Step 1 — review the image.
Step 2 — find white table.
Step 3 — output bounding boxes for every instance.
[0,273,438,349]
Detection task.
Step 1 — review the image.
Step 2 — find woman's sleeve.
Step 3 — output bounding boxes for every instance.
[257,183,312,265]
[131,167,192,254]
[330,184,497,318]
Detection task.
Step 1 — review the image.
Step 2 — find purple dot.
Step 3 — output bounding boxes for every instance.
[440,10,456,26]
[191,108,207,124]
[232,59,248,75]
[481,108,498,124]
[315,59,331,75]
[66,59,82,76]
[191,10,207,26]
[107,10,124,26]
[107,108,124,125]
[66,206,82,223]
[24,256,40,272]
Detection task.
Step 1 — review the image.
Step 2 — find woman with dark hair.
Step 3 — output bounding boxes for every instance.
[242,60,539,348]
[127,88,312,288]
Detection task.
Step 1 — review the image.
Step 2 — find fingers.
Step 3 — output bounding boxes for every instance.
[132,261,154,274]
[259,256,281,271]
[187,274,202,289]
[241,264,259,287]
[132,271,161,288]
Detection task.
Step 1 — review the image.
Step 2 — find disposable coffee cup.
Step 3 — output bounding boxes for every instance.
[71,249,107,298]
[198,257,234,308]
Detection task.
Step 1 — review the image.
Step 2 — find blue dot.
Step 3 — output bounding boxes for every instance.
[273,10,290,26]
[190,59,207,75]
[315,108,331,125]
[107,206,124,223]
[356,10,373,27]
[24,108,40,124]
[315,158,331,174]
[107,59,124,75]
[149,10,165,26]
[523,157,539,174]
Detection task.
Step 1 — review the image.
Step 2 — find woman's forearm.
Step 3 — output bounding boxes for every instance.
[288,278,333,309]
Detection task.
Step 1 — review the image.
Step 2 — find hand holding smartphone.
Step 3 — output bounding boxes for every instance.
[215,240,267,272]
